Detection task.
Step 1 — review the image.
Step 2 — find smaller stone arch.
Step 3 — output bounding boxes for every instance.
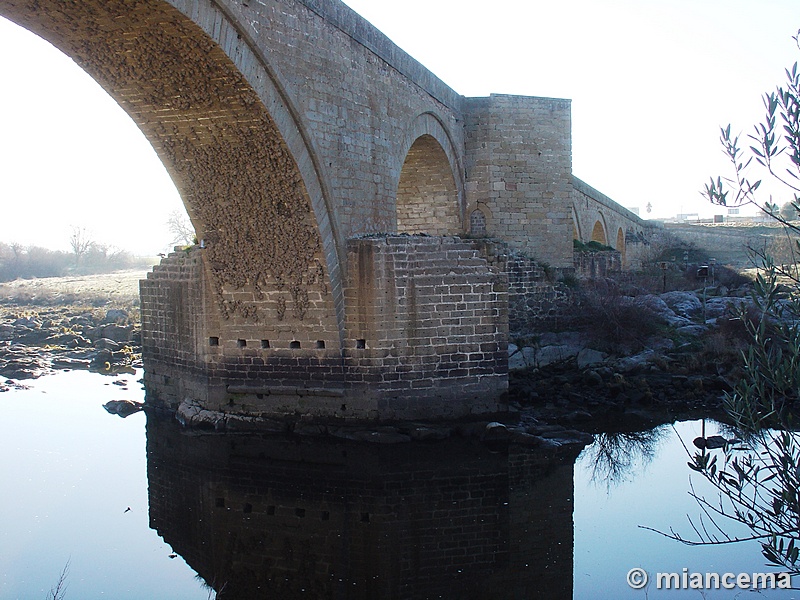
[396,134,461,235]
[616,227,626,264]
[591,219,607,245]
[396,112,464,235]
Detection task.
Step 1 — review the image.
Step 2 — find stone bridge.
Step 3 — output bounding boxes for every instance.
[1,0,652,421]
[572,177,654,270]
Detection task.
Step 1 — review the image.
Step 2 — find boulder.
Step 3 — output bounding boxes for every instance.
[100,324,134,343]
[615,350,655,374]
[483,421,512,441]
[676,324,708,337]
[536,344,582,367]
[13,316,41,328]
[103,309,129,324]
[638,295,690,327]
[661,291,702,318]
[95,338,121,351]
[576,348,606,369]
[103,399,144,418]
[705,296,750,319]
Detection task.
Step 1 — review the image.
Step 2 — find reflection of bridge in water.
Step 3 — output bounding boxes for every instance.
[146,414,586,599]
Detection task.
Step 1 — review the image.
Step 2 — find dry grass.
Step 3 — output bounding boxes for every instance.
[0,269,149,308]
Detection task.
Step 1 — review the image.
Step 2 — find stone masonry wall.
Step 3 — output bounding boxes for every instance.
[140,248,209,409]
[207,0,467,238]
[574,250,623,279]
[475,241,576,334]
[464,95,574,269]
[342,235,508,420]
[141,245,343,414]
[141,236,508,421]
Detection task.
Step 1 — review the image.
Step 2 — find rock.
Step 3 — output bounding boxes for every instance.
[535,344,582,367]
[103,309,129,324]
[483,421,511,441]
[509,431,547,446]
[95,338,121,351]
[51,357,91,369]
[615,350,655,374]
[676,324,708,337]
[100,324,134,343]
[539,429,595,447]
[582,370,603,386]
[639,294,690,327]
[13,316,41,328]
[91,349,114,369]
[705,296,750,319]
[693,435,729,450]
[103,399,144,418]
[577,348,605,369]
[645,336,675,352]
[661,291,703,318]
[508,343,525,370]
[409,426,451,441]
[44,333,91,348]
[330,426,411,444]
[176,398,224,429]
[561,409,594,423]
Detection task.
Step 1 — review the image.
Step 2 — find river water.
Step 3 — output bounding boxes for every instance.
[0,370,796,599]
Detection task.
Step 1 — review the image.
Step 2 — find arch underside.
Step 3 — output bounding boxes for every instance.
[1,0,339,331]
[590,220,607,245]
[397,133,462,236]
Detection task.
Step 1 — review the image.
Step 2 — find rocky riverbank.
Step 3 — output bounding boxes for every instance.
[0,269,145,388]
[0,306,142,388]
[506,284,759,434]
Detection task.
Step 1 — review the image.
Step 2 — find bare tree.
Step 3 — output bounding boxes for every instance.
[46,560,70,600]
[69,226,93,266]
[166,209,196,247]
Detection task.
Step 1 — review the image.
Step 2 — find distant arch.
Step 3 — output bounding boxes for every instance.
[616,227,626,263]
[591,219,607,245]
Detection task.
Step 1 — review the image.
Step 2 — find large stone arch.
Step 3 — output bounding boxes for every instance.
[0,0,344,340]
[396,113,464,235]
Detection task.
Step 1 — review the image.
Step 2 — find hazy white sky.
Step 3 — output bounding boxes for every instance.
[0,1,798,254]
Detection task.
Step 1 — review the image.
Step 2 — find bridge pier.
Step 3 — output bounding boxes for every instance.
[141,235,508,423]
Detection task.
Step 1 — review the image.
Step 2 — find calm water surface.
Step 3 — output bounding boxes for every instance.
[1,370,797,599]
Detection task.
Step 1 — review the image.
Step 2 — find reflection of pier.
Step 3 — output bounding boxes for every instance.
[146,417,586,599]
